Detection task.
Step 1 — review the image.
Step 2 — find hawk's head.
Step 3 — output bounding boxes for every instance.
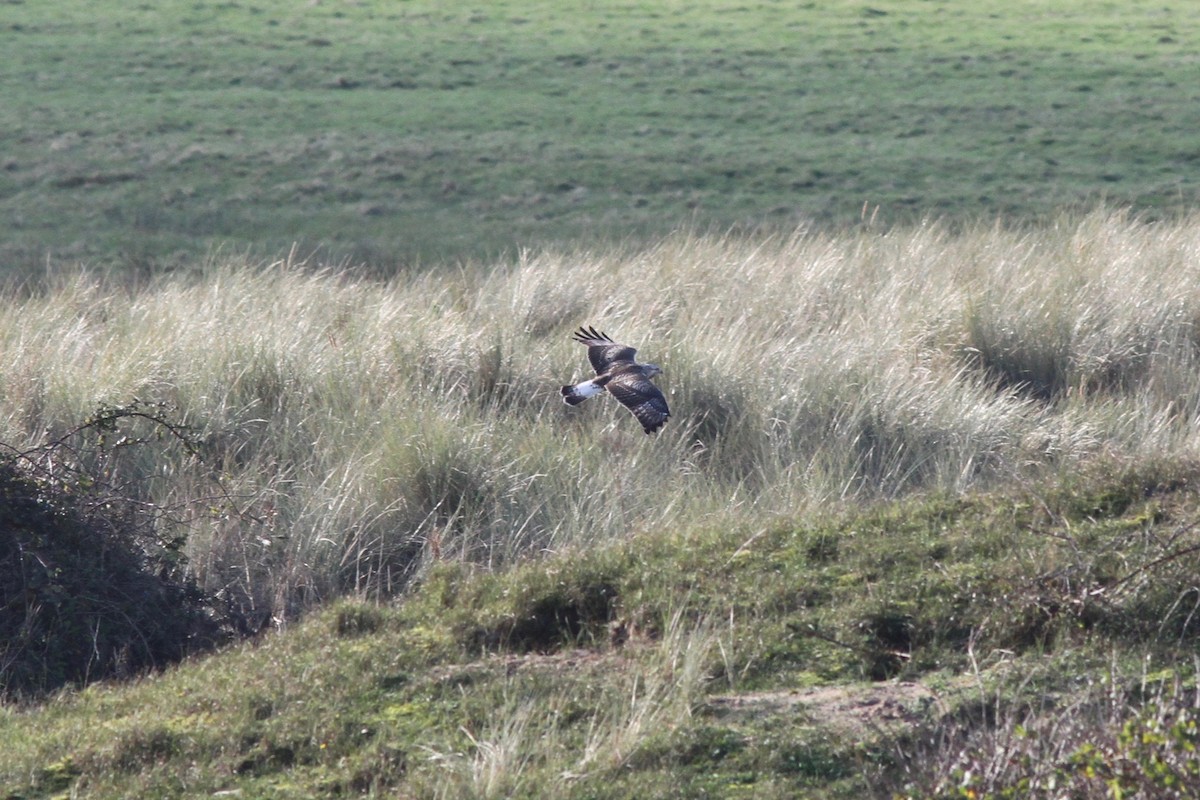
[641,363,663,379]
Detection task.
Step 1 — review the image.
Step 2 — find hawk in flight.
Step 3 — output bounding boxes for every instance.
[561,325,671,434]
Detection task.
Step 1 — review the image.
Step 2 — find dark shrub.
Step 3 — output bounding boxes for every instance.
[0,402,223,697]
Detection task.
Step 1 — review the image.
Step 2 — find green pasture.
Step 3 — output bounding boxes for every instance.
[2,0,1198,269]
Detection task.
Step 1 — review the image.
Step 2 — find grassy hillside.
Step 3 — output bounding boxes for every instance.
[2,476,1198,798]
[2,214,1200,795]
[3,0,1199,270]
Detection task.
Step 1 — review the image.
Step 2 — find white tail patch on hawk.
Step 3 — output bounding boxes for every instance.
[561,379,605,406]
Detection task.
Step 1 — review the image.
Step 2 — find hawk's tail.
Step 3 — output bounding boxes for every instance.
[562,380,605,406]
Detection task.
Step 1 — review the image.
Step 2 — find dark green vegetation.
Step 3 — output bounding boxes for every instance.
[0,403,225,697]
[2,468,1198,797]
[2,0,1199,270]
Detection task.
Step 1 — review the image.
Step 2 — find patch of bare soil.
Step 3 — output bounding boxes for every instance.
[707,681,949,738]
[431,644,958,743]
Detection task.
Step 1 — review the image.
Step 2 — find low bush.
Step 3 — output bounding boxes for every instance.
[895,675,1200,799]
[0,402,224,697]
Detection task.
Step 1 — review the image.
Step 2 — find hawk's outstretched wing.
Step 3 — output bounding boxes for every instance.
[571,326,638,375]
[605,370,671,434]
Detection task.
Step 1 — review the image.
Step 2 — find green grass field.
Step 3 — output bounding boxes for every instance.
[2,0,1199,270]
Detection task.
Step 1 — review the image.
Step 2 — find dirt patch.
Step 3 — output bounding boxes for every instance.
[427,647,632,686]
[707,681,949,737]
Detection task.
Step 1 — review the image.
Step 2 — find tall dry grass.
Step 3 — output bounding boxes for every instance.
[4,210,1200,618]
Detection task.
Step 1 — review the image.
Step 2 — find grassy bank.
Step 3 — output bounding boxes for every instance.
[2,477,1198,798]
[3,0,1199,270]
[4,214,1200,795]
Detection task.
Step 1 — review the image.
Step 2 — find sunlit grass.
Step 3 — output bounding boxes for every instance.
[5,211,1200,622]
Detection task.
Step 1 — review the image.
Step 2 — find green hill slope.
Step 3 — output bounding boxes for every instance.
[3,475,1198,798]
